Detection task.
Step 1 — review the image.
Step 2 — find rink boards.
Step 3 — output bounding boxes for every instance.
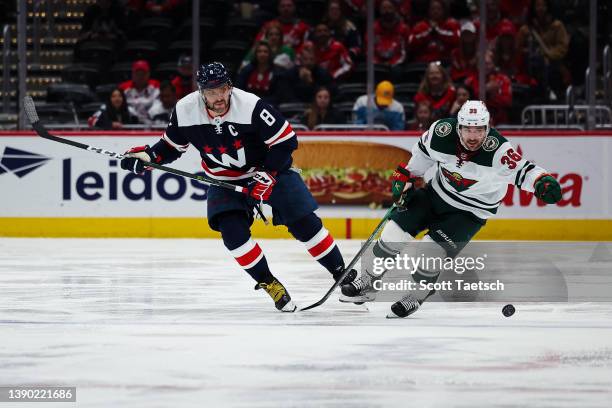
[0,130,610,240]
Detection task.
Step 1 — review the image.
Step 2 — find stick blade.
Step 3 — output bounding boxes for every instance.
[23,96,39,124]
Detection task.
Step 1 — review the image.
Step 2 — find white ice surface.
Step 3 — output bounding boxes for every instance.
[1,238,611,408]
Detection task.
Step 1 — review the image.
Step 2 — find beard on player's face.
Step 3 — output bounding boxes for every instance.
[460,126,486,151]
[202,86,231,114]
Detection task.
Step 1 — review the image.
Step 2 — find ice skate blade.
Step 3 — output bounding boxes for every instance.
[386,311,405,319]
[339,293,377,303]
[280,300,297,312]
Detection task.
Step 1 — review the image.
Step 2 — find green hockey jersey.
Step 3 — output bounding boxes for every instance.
[407,118,547,219]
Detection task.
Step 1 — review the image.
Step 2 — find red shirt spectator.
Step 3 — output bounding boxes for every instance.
[343,1,411,21]
[413,62,456,120]
[465,52,513,124]
[450,21,478,82]
[171,55,195,100]
[255,0,310,49]
[118,60,160,124]
[474,0,517,46]
[493,22,535,86]
[367,0,411,66]
[500,0,530,25]
[409,0,460,63]
[236,41,285,106]
[323,0,362,59]
[305,24,353,80]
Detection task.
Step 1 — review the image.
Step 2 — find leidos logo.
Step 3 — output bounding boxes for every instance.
[0,146,51,177]
[62,159,209,201]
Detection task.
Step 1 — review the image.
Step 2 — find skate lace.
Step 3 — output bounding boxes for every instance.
[399,294,419,310]
[258,280,285,302]
[352,274,371,291]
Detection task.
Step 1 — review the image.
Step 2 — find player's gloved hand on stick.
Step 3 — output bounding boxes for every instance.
[534,174,562,204]
[391,163,416,208]
[120,145,156,174]
[248,170,277,202]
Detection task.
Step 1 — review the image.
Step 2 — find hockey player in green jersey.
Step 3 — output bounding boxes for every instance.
[340,100,562,317]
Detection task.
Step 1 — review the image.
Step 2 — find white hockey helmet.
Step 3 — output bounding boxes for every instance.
[458,100,489,129]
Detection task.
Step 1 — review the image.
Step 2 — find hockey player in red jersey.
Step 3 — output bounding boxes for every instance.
[120,62,356,312]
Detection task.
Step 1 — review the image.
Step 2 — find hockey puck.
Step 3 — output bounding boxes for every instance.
[502,304,515,317]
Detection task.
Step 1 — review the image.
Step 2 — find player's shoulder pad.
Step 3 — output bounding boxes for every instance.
[432,117,458,139]
[482,126,508,154]
[228,88,261,124]
[426,118,458,155]
[476,127,511,167]
[172,91,202,127]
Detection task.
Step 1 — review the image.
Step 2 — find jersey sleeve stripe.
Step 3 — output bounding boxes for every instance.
[162,132,189,152]
[418,141,431,157]
[268,130,296,147]
[264,121,290,145]
[518,164,536,188]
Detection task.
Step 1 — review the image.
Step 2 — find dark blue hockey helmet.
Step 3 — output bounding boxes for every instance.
[196,61,232,90]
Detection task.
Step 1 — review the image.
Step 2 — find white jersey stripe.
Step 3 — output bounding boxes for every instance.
[264,121,289,144]
[230,239,257,258]
[269,131,295,147]
[162,132,189,152]
[312,242,337,261]
[304,227,330,250]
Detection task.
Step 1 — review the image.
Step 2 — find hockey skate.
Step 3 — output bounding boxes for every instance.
[386,290,436,318]
[332,268,357,285]
[339,271,380,303]
[255,278,296,312]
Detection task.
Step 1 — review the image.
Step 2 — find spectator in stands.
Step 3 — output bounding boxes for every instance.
[144,0,186,18]
[500,0,530,26]
[409,0,460,64]
[284,48,334,103]
[353,80,405,130]
[79,0,126,45]
[306,24,353,80]
[475,0,517,46]
[255,0,310,49]
[119,60,160,124]
[298,86,344,129]
[409,101,434,131]
[414,62,456,120]
[89,88,139,129]
[367,0,411,70]
[323,0,362,61]
[148,81,177,125]
[171,55,195,100]
[242,22,295,71]
[517,0,569,100]
[493,21,535,86]
[450,21,478,82]
[236,41,287,106]
[449,83,472,116]
[464,51,512,124]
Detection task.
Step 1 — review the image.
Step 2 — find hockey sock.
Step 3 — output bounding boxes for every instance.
[287,213,344,274]
[217,211,274,283]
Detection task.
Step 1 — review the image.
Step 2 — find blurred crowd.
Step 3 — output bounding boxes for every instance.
[78,0,587,130]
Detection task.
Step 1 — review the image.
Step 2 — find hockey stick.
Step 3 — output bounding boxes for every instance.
[300,204,397,311]
[23,96,268,224]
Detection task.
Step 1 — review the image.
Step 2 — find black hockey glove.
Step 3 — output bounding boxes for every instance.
[120,145,157,174]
